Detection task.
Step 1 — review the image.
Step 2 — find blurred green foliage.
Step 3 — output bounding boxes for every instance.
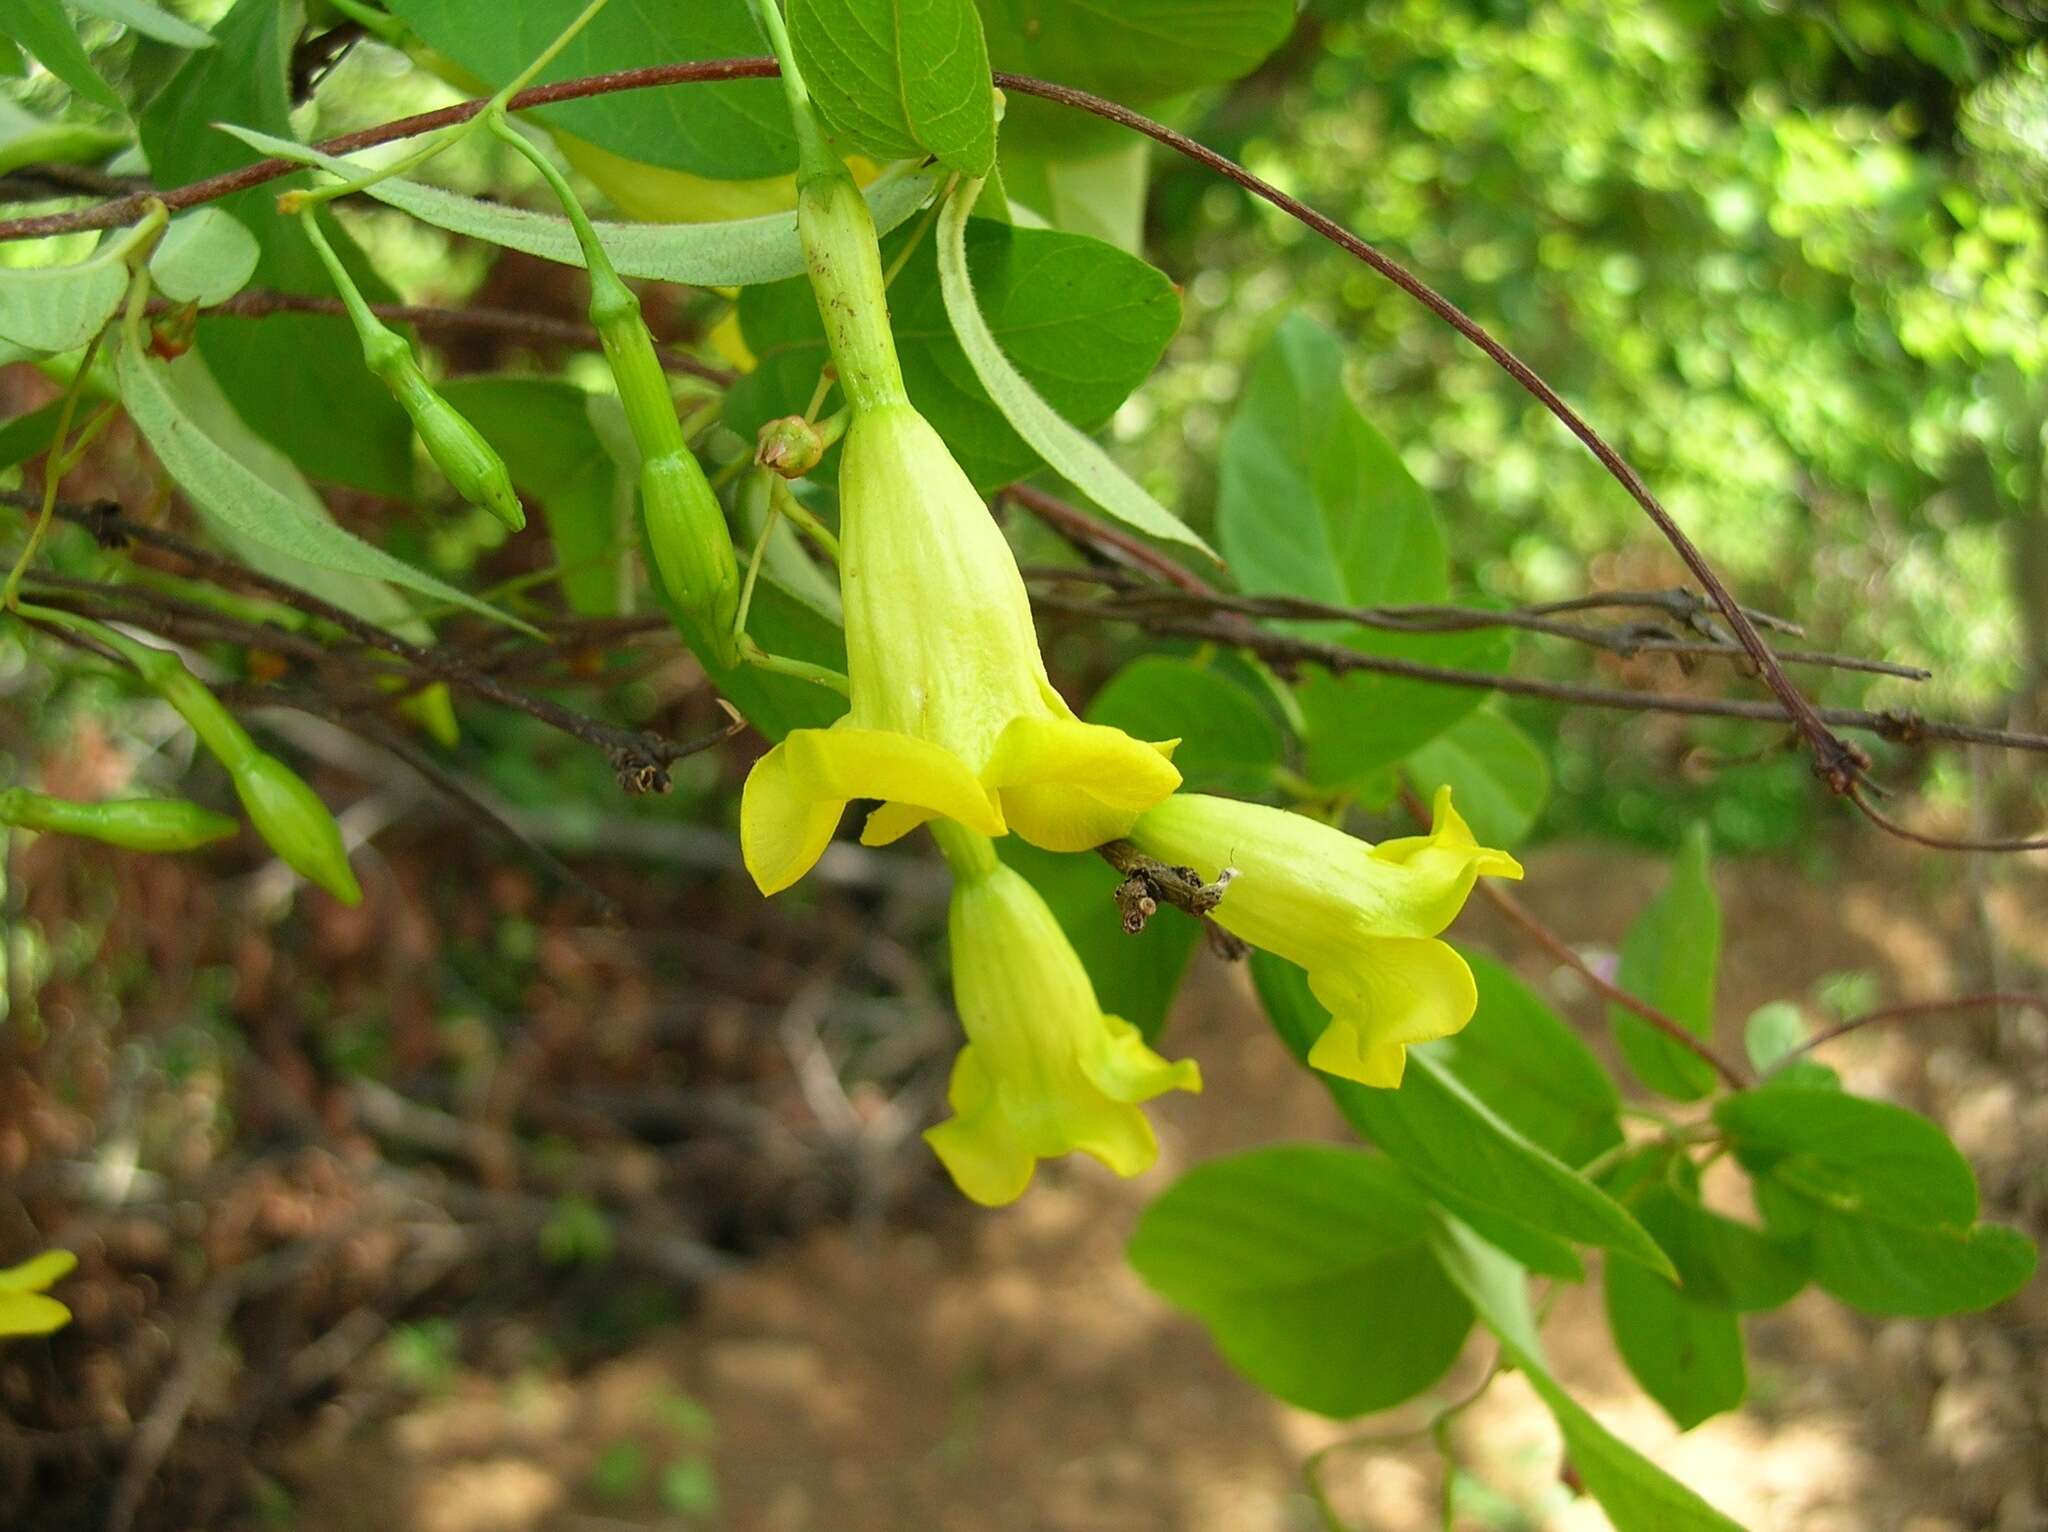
[1142,0,2046,785]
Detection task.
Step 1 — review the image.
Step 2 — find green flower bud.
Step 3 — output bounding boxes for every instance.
[231,754,362,905]
[755,415,825,479]
[0,787,238,852]
[300,207,522,531]
[642,450,741,666]
[382,354,525,531]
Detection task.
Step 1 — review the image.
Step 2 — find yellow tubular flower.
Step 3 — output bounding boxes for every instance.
[926,831,1200,1205]
[1129,786,1524,1088]
[740,403,1182,893]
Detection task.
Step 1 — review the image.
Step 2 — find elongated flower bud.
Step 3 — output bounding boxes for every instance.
[379,350,525,531]
[0,787,238,852]
[299,209,522,530]
[231,753,362,906]
[485,115,743,667]
[642,451,741,662]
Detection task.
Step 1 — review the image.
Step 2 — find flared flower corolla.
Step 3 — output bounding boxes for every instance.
[741,404,1180,894]
[1129,786,1522,1087]
[927,849,1200,1205]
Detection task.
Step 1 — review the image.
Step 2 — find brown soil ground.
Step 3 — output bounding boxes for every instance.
[283,844,2048,1532]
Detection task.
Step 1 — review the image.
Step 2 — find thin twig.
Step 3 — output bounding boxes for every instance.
[991,73,1868,794]
[2,493,737,789]
[1041,596,2048,755]
[165,291,733,385]
[1478,878,1750,1090]
[1847,785,2048,853]
[1772,991,2048,1071]
[1031,570,1926,680]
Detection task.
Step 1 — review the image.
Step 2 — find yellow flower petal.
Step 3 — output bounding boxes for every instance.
[926,861,1200,1204]
[1372,785,1526,883]
[1305,939,1479,1088]
[789,727,1006,837]
[858,800,938,847]
[0,1250,75,1292]
[985,715,1182,851]
[0,1291,72,1338]
[740,742,846,896]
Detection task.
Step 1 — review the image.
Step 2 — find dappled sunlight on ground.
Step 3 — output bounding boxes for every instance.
[287,841,2046,1532]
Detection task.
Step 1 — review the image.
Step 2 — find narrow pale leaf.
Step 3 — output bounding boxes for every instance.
[0,252,125,354]
[115,343,522,629]
[218,125,943,289]
[1431,1220,1749,1531]
[936,179,1212,556]
[4,0,122,110]
[67,0,215,47]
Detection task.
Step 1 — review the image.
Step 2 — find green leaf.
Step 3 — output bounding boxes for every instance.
[217,127,944,290]
[0,400,66,470]
[979,0,1293,157]
[936,188,1211,555]
[0,251,125,354]
[1220,314,1505,781]
[1434,953,1622,1170]
[148,346,443,646]
[66,0,215,49]
[385,0,796,180]
[1129,1146,1474,1417]
[1405,709,1550,849]
[1605,1252,1747,1430]
[1742,1002,1808,1074]
[3,0,123,111]
[148,207,260,306]
[1754,1183,2034,1317]
[115,343,517,629]
[1610,822,1722,1101]
[1001,140,1151,252]
[790,0,995,175]
[1715,1086,1979,1228]
[1085,656,1281,797]
[729,217,1179,491]
[1220,314,1445,614]
[1431,1220,1747,1531]
[1296,627,1513,786]
[136,0,413,496]
[1254,953,1673,1277]
[441,377,624,618]
[999,837,1198,1043]
[1615,1159,1807,1313]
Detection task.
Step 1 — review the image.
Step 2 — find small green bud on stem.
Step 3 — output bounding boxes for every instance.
[482,112,743,664]
[15,606,363,903]
[755,416,827,479]
[230,754,363,905]
[643,452,741,664]
[299,210,524,530]
[0,787,238,853]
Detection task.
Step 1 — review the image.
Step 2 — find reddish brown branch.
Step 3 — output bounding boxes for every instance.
[1774,991,2048,1070]
[1846,785,2048,853]
[0,57,785,242]
[994,74,1869,797]
[1400,794,1752,1090]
